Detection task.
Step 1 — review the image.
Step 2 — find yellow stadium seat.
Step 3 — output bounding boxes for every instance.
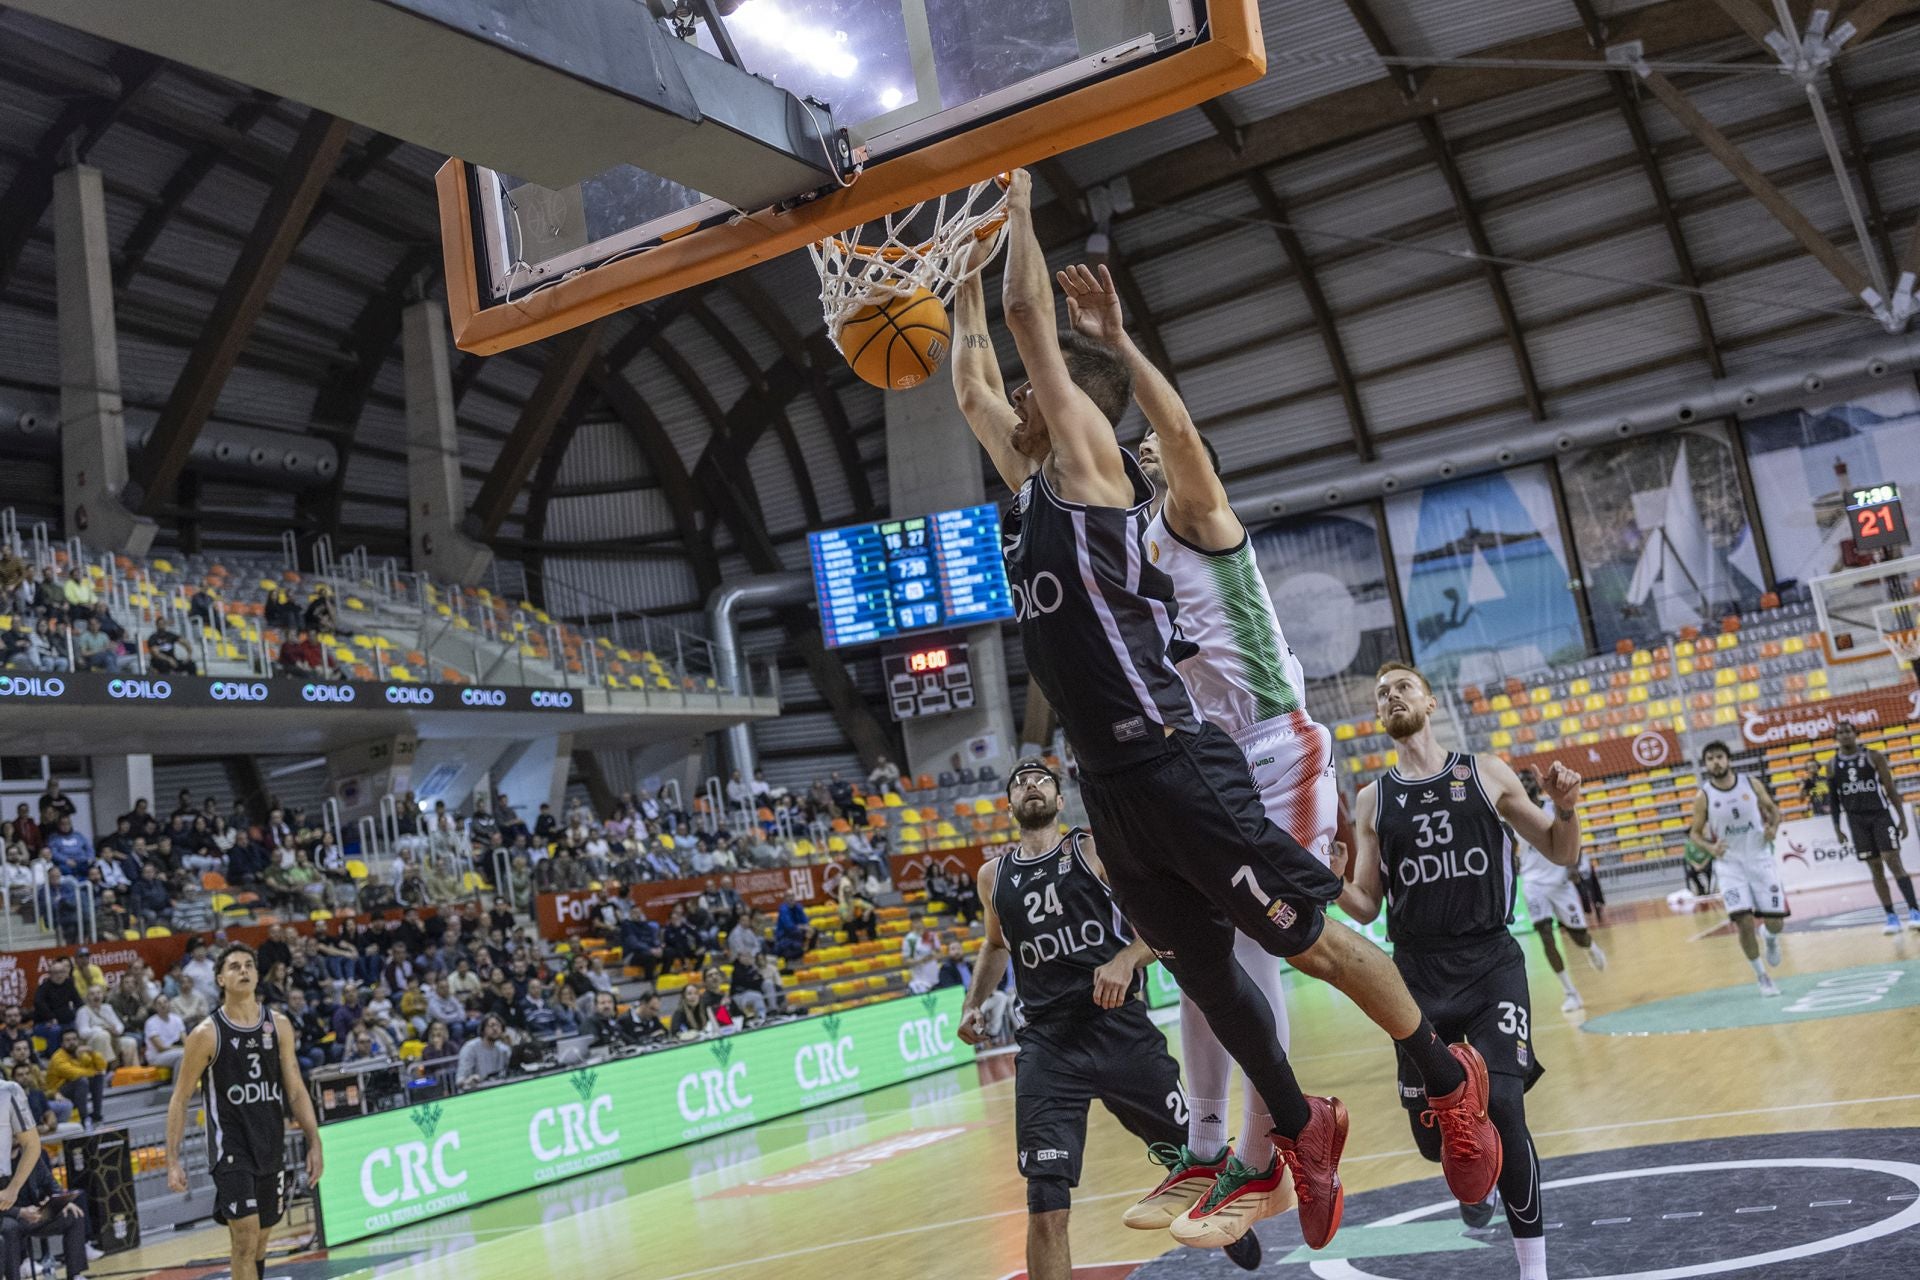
[145,925,171,938]
[345,859,369,881]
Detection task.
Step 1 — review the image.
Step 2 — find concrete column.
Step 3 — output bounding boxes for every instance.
[90,755,153,831]
[884,380,1016,779]
[492,734,573,819]
[404,301,494,584]
[53,166,157,555]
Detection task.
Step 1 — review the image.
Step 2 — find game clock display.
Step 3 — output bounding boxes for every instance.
[808,504,1013,647]
[1846,482,1909,552]
[882,641,974,720]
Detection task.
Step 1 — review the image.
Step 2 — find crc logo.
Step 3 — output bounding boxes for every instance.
[677,1043,751,1123]
[210,681,268,702]
[1395,845,1490,886]
[107,678,172,700]
[301,683,356,703]
[1009,571,1064,622]
[531,690,575,709]
[461,687,507,707]
[0,676,64,697]
[897,1001,957,1063]
[530,1072,619,1161]
[795,1021,858,1091]
[360,1105,465,1209]
[385,686,435,705]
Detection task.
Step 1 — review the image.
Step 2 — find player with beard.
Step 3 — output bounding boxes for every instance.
[1688,741,1788,992]
[1827,718,1919,933]
[955,199,1502,1250]
[1514,768,1607,1013]
[165,944,322,1280]
[1052,264,1326,1246]
[959,760,1262,1276]
[1341,662,1582,1280]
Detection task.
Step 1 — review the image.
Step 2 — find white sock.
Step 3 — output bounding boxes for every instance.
[1234,931,1288,1169]
[1514,1235,1547,1280]
[1556,969,1577,997]
[1750,957,1768,980]
[1179,990,1235,1159]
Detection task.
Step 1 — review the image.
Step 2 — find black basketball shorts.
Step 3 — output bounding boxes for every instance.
[1843,807,1902,858]
[1392,935,1544,1110]
[213,1165,286,1227]
[1014,1001,1186,1190]
[1077,723,1343,967]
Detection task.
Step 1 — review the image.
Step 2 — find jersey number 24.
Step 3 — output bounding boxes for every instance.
[1024,884,1062,925]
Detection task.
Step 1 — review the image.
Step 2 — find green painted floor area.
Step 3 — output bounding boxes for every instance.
[1583,958,1920,1036]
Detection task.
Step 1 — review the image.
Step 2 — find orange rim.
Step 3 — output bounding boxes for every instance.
[821,210,1010,263]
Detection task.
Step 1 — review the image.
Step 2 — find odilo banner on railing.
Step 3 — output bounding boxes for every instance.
[313,986,970,1245]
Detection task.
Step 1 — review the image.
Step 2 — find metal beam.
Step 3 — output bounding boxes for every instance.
[138,110,354,514]
[115,91,277,294]
[586,357,721,596]
[1032,158,1181,386]
[1572,0,1726,376]
[1636,66,1873,300]
[0,49,160,289]
[1708,0,1781,46]
[688,300,823,528]
[1835,0,1917,47]
[1343,0,1547,420]
[1825,64,1901,292]
[465,320,604,540]
[1245,172,1376,459]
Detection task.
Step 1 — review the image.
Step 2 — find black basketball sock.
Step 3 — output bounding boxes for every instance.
[1898,876,1918,912]
[1489,1076,1543,1240]
[1165,950,1313,1139]
[1396,1020,1466,1098]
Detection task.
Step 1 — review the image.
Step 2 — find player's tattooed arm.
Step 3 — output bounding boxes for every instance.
[951,236,1029,492]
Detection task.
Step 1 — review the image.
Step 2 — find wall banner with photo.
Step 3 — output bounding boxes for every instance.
[1248,507,1400,688]
[1559,422,1765,648]
[1385,465,1585,687]
[1741,387,1920,587]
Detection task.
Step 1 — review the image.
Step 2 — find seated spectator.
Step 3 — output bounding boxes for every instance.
[265,589,302,633]
[726,911,764,994]
[661,905,702,975]
[868,754,902,792]
[43,1030,106,1128]
[936,941,972,990]
[6,1044,68,1128]
[283,989,329,1073]
[836,868,878,944]
[613,991,669,1046]
[773,893,817,960]
[303,585,342,636]
[97,890,132,940]
[9,1061,58,1136]
[188,584,224,635]
[0,1147,94,1280]
[22,621,67,674]
[109,970,152,1034]
[455,1015,511,1089]
[425,978,472,1041]
[75,616,127,672]
[673,969,742,1038]
[902,927,941,994]
[30,961,81,1047]
[144,995,188,1072]
[0,623,34,671]
[43,820,90,878]
[738,953,789,1021]
[145,625,195,675]
[277,629,332,680]
[76,987,135,1068]
[927,864,980,925]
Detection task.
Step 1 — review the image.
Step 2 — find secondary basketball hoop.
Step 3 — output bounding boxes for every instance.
[1873,600,1920,681]
[810,176,1011,389]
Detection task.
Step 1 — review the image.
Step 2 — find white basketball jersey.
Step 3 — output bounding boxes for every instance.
[1143,510,1307,737]
[1518,798,1571,887]
[1706,774,1769,861]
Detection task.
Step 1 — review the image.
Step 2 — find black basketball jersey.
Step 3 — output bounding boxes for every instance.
[1828,750,1893,814]
[1000,454,1199,772]
[991,829,1135,1024]
[206,1007,288,1174]
[1374,752,1516,950]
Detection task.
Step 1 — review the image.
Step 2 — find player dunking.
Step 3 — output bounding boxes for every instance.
[1342,662,1582,1280]
[1052,263,1326,1246]
[954,171,1500,1251]
[1687,742,1788,995]
[1828,719,1920,933]
[1515,768,1607,1013]
[165,944,323,1280]
[957,761,1262,1276]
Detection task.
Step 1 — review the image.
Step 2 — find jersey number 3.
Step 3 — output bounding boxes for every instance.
[1024,884,1062,925]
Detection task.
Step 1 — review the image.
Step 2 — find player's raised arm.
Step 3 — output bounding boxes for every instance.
[951,239,1033,493]
[1057,263,1238,547]
[1338,782,1386,922]
[999,171,1132,507]
[959,857,1010,1044]
[1486,755,1582,866]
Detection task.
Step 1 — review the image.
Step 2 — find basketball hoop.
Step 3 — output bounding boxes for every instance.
[1871,600,1920,678]
[809,176,1011,355]
[1885,627,1920,665]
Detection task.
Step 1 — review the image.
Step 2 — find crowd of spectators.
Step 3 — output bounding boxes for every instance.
[0,552,162,675]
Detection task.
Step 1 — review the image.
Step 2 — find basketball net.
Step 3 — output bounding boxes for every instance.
[1872,600,1920,684]
[809,177,1011,356]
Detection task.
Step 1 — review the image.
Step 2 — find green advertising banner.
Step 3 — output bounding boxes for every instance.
[315,987,970,1245]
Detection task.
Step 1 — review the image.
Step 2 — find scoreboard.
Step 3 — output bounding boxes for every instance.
[1846,482,1909,552]
[808,504,1013,648]
[881,640,974,720]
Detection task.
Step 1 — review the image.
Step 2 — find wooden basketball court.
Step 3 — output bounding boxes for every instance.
[121,882,1920,1280]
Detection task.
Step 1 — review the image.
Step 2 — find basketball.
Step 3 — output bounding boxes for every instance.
[838,287,951,390]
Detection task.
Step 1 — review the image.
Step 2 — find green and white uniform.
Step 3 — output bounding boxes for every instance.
[1144,511,1337,863]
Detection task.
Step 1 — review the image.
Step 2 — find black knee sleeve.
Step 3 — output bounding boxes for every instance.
[1406,1108,1443,1164]
[1027,1176,1072,1215]
[1488,1073,1543,1239]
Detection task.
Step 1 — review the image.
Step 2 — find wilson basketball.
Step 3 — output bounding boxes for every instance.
[839,287,951,390]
